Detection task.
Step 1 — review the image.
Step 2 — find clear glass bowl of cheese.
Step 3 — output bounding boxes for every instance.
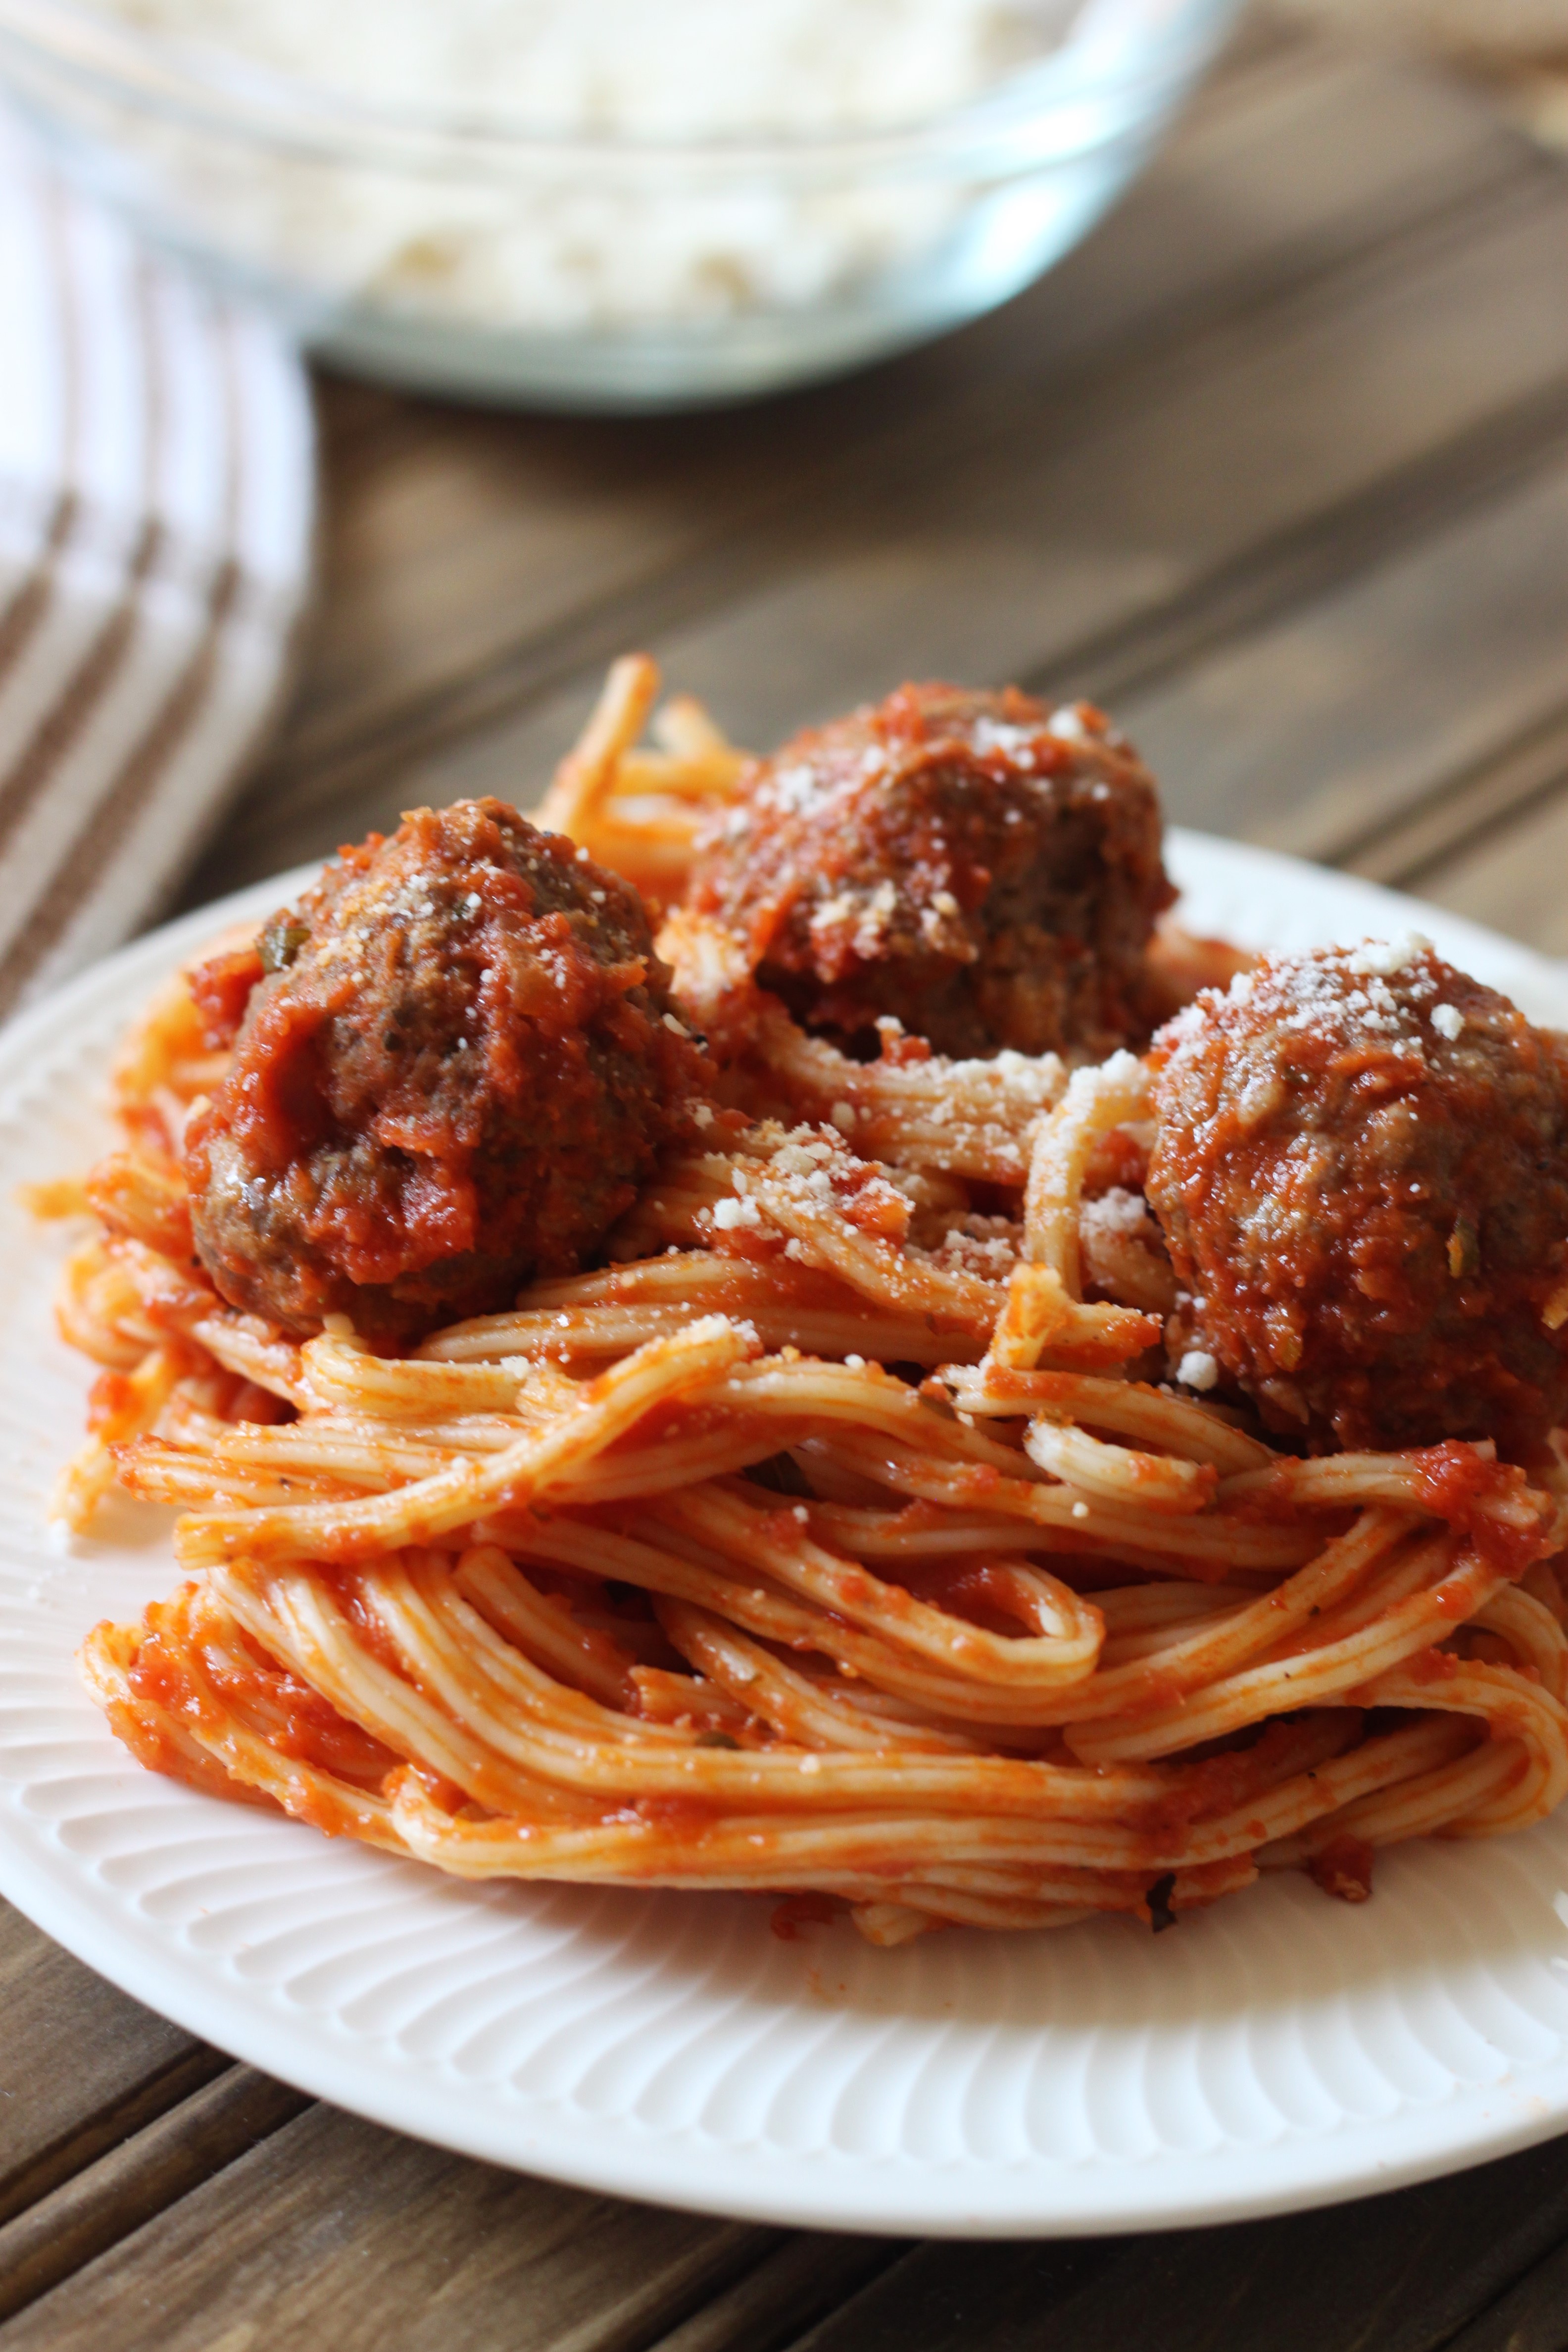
[0,0,1244,411]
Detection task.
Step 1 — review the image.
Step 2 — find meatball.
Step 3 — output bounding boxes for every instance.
[684,682,1174,1061]
[185,799,709,1339]
[1145,940,1568,1455]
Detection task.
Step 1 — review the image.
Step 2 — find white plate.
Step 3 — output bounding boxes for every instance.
[3,831,1568,2241]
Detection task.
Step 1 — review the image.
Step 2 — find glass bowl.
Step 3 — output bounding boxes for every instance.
[0,0,1244,411]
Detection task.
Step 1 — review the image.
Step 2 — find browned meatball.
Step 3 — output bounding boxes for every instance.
[185,800,709,1340]
[1145,941,1568,1456]
[684,683,1174,1061]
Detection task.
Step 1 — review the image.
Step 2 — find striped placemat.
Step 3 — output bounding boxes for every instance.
[0,110,315,1021]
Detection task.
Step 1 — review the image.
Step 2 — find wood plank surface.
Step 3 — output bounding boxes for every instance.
[1443,2230,1568,2352]
[0,2069,306,2326]
[783,2138,1568,2352]
[25,2123,1568,2352]
[1419,785,1568,960]
[0,1903,218,2230]
[610,187,1567,748]
[1118,448,1568,862]
[8,15,1568,2352]
[0,2105,776,2352]
[1345,705,1568,893]
[644,2236,899,2352]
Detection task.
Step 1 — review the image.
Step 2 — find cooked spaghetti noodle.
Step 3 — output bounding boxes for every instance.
[38,662,1568,1946]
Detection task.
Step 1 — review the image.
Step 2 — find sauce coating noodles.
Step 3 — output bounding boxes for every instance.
[45,662,1568,1946]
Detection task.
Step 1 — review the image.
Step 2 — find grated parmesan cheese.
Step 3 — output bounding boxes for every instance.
[91,0,1085,332]
[1345,933,1431,979]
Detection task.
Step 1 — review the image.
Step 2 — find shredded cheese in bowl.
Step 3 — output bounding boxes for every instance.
[0,0,1244,403]
[105,0,1069,134]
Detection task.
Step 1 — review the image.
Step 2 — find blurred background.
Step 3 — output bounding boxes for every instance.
[0,0,1563,1016]
[1287,0,1568,141]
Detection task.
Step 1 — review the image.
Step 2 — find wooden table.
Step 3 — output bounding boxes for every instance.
[3,12,1568,2346]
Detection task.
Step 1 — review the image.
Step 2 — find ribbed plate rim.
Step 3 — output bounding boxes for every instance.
[0,830,1567,2238]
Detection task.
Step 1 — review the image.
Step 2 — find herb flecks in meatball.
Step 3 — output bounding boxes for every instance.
[1146,939,1568,1456]
[685,683,1174,1061]
[185,800,709,1339]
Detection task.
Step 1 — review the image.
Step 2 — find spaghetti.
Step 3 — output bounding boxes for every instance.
[39,661,1568,1946]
